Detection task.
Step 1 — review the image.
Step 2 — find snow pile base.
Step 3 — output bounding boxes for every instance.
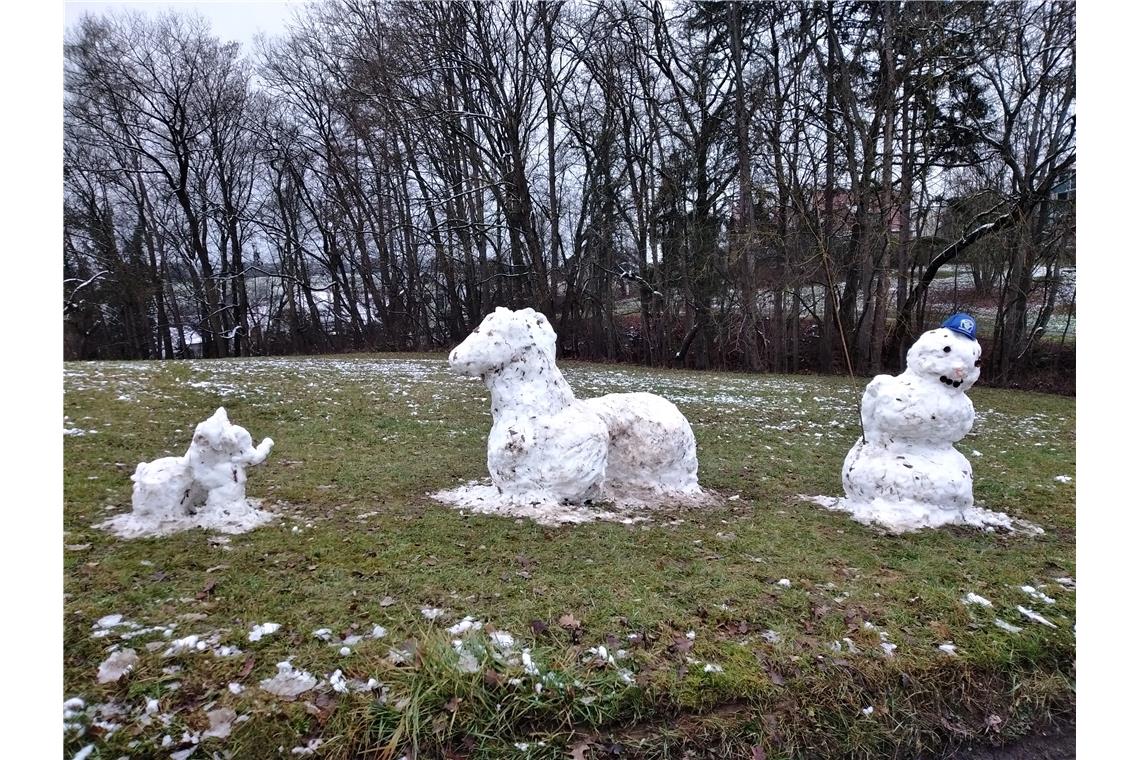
[433,478,718,526]
[806,324,1041,534]
[803,494,1035,534]
[98,407,275,538]
[439,307,714,522]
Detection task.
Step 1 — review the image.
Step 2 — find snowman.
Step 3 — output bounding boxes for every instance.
[837,313,986,531]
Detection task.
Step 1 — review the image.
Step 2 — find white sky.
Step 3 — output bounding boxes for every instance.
[63,0,306,51]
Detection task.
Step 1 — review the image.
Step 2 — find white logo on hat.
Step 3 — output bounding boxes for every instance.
[960,318,974,332]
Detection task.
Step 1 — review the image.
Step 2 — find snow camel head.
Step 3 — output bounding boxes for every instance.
[448,307,557,378]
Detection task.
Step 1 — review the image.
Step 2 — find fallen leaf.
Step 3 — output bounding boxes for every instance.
[196,579,218,600]
[558,613,581,630]
[239,656,255,679]
[671,636,694,654]
[568,740,591,760]
[530,619,548,635]
[445,696,462,713]
[750,745,767,760]
[483,669,503,687]
[380,596,397,607]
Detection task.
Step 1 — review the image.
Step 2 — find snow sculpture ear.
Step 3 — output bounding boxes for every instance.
[528,310,557,360]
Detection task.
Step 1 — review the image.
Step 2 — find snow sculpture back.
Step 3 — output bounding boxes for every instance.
[99,407,275,538]
[445,307,702,508]
[812,319,1029,532]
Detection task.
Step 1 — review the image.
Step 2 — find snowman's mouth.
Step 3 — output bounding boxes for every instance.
[939,376,962,388]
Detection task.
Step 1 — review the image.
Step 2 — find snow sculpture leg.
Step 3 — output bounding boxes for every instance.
[102,407,276,538]
[440,307,708,520]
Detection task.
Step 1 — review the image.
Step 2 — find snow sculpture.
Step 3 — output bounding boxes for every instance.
[440,307,703,518]
[99,407,275,537]
[811,313,1033,532]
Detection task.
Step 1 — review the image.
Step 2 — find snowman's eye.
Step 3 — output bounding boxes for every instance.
[974,360,981,367]
[943,346,951,353]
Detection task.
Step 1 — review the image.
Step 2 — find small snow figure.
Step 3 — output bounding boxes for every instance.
[810,314,1028,532]
[99,408,275,537]
[441,307,705,511]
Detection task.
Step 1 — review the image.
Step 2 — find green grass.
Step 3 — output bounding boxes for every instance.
[63,355,1075,759]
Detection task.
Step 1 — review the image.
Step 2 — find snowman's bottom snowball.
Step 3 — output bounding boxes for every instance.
[804,494,1041,533]
[431,479,717,526]
[842,439,974,511]
[97,498,275,538]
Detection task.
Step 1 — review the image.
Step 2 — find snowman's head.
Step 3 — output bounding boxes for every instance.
[906,327,982,391]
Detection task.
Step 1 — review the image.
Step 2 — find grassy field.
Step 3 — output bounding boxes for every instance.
[63,355,1075,759]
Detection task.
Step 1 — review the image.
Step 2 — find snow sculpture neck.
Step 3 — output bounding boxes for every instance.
[98,407,275,538]
[482,345,576,419]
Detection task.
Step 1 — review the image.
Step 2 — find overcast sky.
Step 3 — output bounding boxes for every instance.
[63,1,307,51]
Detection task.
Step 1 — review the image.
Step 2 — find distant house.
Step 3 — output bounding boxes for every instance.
[165,326,204,358]
[1051,169,1075,202]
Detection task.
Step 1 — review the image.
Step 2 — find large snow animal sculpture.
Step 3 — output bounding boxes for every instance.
[812,313,1035,532]
[99,408,276,538]
[446,307,702,506]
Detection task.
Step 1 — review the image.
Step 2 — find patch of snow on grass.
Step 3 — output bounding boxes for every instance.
[447,616,483,635]
[962,592,993,607]
[97,649,138,683]
[329,669,348,694]
[291,738,323,756]
[1017,605,1058,628]
[994,618,1023,634]
[1020,585,1056,604]
[248,622,281,642]
[260,661,317,699]
[202,707,237,740]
